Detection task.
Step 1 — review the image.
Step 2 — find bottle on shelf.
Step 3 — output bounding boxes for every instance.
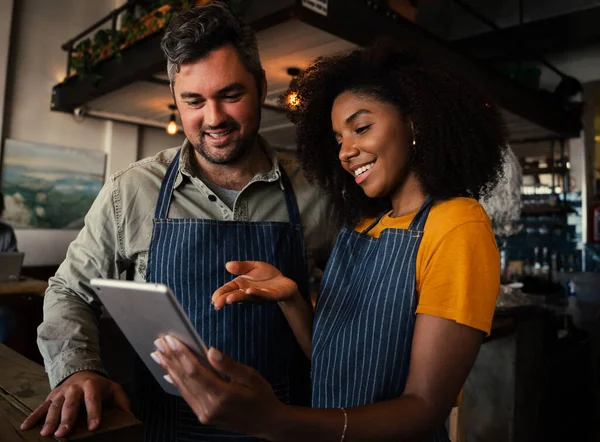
[541,247,550,280]
[551,251,559,279]
[533,247,542,277]
[523,259,532,277]
[567,254,576,273]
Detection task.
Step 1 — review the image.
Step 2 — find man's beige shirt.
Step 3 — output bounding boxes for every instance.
[38,137,337,388]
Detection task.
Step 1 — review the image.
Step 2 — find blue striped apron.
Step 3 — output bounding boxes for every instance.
[312,196,449,441]
[136,149,310,441]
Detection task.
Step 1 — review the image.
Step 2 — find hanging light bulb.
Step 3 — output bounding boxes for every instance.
[166,104,178,135]
[286,91,301,108]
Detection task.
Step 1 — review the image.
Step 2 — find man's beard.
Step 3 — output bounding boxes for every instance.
[192,110,262,165]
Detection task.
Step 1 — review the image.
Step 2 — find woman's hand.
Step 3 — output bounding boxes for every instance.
[152,336,285,438]
[212,261,299,310]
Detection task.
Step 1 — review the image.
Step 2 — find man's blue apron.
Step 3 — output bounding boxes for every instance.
[312,196,450,441]
[135,149,310,441]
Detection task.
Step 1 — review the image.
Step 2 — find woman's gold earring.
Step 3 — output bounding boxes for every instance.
[410,120,416,146]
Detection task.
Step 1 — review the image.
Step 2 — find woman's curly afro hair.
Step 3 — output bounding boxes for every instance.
[283,42,508,227]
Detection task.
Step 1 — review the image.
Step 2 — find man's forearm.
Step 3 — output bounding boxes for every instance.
[39,280,106,388]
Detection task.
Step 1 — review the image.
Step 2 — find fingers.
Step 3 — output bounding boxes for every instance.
[212,281,242,307]
[53,386,83,437]
[225,261,256,275]
[20,399,51,430]
[154,337,224,393]
[214,290,267,310]
[82,380,103,432]
[40,395,65,436]
[21,372,124,437]
[207,347,262,388]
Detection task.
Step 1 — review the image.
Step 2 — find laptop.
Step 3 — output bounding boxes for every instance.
[0,252,25,282]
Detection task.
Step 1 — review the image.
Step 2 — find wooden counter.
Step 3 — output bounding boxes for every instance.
[0,278,48,297]
[0,279,48,363]
[0,343,142,441]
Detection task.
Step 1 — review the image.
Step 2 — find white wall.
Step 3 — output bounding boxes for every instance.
[7,0,112,150]
[4,0,141,266]
[0,0,14,145]
[105,121,139,177]
[139,126,186,160]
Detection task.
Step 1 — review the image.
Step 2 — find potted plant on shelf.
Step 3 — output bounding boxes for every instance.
[69,0,221,81]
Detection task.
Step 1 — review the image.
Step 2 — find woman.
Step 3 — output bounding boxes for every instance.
[152,43,507,441]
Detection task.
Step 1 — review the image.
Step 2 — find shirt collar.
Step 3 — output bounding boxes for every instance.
[174,136,282,189]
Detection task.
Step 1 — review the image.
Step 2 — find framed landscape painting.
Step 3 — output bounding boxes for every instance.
[1,139,105,229]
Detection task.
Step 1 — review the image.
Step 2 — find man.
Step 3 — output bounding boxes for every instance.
[22,2,335,440]
[0,191,18,252]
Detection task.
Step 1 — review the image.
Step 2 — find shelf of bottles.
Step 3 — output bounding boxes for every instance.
[502,148,582,283]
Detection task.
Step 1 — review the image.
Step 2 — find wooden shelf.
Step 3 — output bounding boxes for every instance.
[522,166,568,175]
[521,205,574,216]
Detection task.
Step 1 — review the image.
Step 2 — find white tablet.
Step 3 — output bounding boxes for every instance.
[90,278,216,396]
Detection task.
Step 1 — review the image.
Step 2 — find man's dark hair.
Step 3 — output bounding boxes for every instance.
[161,1,263,93]
[283,42,508,226]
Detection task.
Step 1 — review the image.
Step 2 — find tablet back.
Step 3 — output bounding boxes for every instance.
[90,278,210,396]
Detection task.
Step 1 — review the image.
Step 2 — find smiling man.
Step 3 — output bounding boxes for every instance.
[24,2,335,441]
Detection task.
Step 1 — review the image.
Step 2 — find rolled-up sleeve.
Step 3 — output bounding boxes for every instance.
[38,177,128,388]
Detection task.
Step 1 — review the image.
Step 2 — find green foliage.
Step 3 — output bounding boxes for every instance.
[69,0,238,83]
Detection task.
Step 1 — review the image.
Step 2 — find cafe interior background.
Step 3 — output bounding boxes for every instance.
[0,0,599,441]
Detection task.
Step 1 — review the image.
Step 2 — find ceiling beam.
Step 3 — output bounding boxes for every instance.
[51,31,166,113]
[50,4,298,114]
[293,0,581,137]
[451,5,600,63]
[147,76,170,87]
[50,0,582,138]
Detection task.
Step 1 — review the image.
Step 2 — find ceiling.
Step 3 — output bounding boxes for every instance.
[52,0,583,148]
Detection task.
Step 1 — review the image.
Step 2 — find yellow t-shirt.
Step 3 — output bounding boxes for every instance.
[355,197,500,334]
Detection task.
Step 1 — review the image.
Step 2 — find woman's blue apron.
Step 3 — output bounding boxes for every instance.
[312,197,449,441]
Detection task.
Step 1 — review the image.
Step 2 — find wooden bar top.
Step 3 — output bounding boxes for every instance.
[0,278,48,296]
[0,344,142,441]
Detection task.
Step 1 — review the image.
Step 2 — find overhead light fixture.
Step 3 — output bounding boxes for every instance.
[166,104,178,135]
[286,91,301,108]
[286,66,302,77]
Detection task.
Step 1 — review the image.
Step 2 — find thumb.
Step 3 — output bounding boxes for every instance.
[225,261,256,276]
[208,348,261,387]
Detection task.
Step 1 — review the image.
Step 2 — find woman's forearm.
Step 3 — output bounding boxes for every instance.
[278,291,313,357]
[264,394,447,442]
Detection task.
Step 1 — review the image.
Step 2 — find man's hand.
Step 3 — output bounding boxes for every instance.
[20,370,131,438]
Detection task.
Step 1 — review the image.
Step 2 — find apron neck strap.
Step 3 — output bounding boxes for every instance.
[407,195,434,230]
[279,167,302,225]
[154,149,302,225]
[362,195,434,234]
[154,149,182,219]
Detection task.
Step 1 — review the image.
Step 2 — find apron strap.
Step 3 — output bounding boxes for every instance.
[362,211,388,234]
[408,195,434,231]
[278,167,302,226]
[155,149,303,227]
[154,149,182,219]
[362,195,434,234]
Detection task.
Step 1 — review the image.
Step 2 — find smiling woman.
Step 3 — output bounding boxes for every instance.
[285,42,507,226]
